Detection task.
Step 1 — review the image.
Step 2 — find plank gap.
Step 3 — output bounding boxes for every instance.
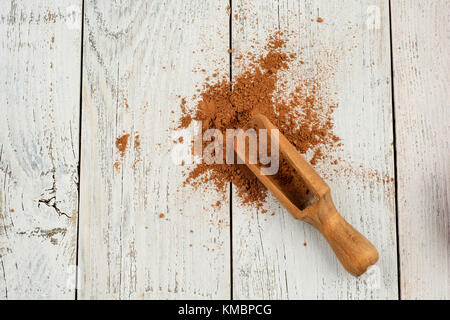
[229,0,234,301]
[75,0,86,301]
[387,0,402,301]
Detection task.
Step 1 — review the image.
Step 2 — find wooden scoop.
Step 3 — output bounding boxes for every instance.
[235,114,378,276]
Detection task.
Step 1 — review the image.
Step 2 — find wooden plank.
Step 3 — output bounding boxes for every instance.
[0,0,82,299]
[78,0,230,299]
[391,0,449,300]
[232,0,398,299]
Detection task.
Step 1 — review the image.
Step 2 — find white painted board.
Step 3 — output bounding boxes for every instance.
[78,0,231,299]
[0,0,82,299]
[391,0,449,300]
[232,0,398,299]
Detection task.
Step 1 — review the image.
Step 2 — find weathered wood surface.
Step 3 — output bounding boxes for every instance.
[78,0,231,299]
[232,0,398,299]
[391,0,449,300]
[0,0,82,299]
[1,0,449,300]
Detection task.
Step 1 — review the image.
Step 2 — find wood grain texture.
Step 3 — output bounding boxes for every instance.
[78,0,231,299]
[232,0,398,299]
[0,0,82,299]
[391,0,449,300]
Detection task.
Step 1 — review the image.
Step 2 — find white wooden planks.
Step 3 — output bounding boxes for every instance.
[232,0,398,299]
[1,0,446,301]
[391,0,449,300]
[78,0,231,299]
[0,0,82,299]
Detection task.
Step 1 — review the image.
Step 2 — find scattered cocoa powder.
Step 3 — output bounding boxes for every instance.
[177,32,340,208]
[114,133,131,171]
[116,133,130,158]
[178,98,192,128]
[134,134,141,150]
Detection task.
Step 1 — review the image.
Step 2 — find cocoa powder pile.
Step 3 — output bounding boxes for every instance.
[178,32,340,208]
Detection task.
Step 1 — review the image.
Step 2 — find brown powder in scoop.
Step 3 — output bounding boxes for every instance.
[178,32,340,208]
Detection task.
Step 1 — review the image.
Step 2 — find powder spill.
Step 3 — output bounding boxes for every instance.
[177,32,341,208]
[134,134,141,150]
[116,133,131,158]
[114,133,132,171]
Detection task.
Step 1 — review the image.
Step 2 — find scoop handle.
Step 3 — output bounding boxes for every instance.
[314,203,379,276]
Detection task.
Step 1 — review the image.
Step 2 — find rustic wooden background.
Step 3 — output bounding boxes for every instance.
[0,0,448,300]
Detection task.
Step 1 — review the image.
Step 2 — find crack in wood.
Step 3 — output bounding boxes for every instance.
[38,196,71,219]
[37,134,71,219]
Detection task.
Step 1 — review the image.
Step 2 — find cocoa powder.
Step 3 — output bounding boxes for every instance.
[116,133,130,157]
[178,32,340,208]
